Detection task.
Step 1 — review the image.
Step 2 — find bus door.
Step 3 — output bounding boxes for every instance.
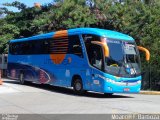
[65,35,84,86]
[87,44,104,91]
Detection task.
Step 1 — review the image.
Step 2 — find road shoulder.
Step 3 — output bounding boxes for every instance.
[140,90,160,95]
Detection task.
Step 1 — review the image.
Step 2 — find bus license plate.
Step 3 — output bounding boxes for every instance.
[124,88,130,92]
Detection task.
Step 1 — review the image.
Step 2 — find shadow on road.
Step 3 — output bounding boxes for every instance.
[4,79,134,99]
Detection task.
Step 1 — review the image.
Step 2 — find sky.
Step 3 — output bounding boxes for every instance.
[0,0,54,12]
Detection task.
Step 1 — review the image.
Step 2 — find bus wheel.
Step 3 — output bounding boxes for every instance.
[73,78,84,94]
[19,73,25,85]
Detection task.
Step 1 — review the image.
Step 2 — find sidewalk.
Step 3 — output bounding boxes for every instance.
[140,90,160,95]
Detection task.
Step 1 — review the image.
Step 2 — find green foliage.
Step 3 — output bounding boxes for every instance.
[32,0,97,31]
[0,34,13,53]
[0,0,160,89]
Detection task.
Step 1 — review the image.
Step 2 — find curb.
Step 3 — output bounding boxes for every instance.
[140,91,160,95]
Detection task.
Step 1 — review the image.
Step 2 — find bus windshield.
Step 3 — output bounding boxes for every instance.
[105,39,141,77]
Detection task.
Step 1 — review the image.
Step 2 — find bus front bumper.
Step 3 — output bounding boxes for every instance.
[103,80,141,93]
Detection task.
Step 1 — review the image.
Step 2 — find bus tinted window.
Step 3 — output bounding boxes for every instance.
[32,40,50,54]
[89,44,103,70]
[9,43,21,55]
[9,35,83,57]
[9,39,50,55]
[68,35,83,57]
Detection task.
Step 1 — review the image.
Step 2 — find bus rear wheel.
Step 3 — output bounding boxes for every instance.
[73,78,84,95]
[19,73,25,85]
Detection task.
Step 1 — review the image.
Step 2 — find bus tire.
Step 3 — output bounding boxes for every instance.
[19,73,25,85]
[73,77,84,95]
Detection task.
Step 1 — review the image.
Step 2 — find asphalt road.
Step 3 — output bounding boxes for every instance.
[0,78,160,114]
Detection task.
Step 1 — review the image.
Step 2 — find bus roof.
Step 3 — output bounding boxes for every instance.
[10,28,134,43]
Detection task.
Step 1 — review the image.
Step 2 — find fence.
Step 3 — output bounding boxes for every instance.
[141,64,160,91]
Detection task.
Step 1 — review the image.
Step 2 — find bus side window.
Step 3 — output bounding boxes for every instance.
[9,39,50,55]
[14,43,20,55]
[69,35,83,58]
[88,44,103,70]
[32,40,49,54]
[82,34,103,69]
[43,40,50,54]
[22,42,30,54]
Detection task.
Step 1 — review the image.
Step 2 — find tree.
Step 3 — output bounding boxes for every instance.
[32,0,97,31]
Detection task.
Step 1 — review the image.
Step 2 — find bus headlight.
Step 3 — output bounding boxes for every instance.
[137,80,141,84]
[106,78,115,83]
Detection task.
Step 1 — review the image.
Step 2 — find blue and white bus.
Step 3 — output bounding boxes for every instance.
[7,28,150,95]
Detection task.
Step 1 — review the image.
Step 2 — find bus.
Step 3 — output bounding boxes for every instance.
[7,28,150,95]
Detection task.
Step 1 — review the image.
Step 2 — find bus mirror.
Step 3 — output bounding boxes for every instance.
[91,41,109,57]
[137,46,150,61]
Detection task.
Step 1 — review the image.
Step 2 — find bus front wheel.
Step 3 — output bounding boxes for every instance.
[19,73,25,85]
[73,78,84,95]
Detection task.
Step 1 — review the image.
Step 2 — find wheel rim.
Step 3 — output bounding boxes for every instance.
[75,82,81,91]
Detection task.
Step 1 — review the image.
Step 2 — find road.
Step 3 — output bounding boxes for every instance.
[0,78,160,114]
